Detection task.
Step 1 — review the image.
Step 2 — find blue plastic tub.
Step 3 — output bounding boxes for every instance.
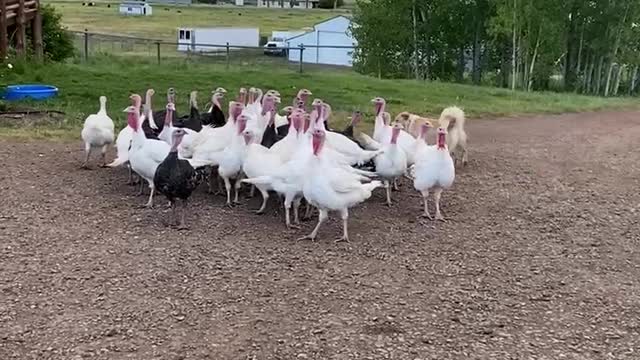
[2,84,59,101]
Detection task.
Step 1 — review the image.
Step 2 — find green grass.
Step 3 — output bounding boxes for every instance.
[50,1,343,40]
[1,56,638,139]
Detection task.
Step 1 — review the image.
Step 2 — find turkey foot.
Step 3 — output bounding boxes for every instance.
[433,189,445,222]
[162,218,177,227]
[176,224,190,231]
[254,190,268,214]
[299,209,326,240]
[420,191,431,219]
[421,212,433,220]
[80,149,92,170]
[335,217,349,243]
[392,178,400,191]
[297,234,316,242]
[99,153,108,168]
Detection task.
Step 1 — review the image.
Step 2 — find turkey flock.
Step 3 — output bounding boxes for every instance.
[80,87,467,242]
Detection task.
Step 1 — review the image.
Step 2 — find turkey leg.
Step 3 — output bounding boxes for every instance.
[298,209,328,242]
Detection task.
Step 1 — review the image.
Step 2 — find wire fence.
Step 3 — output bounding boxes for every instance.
[68,30,358,73]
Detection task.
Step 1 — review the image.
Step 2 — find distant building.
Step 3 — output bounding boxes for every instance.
[119,1,153,15]
[177,27,260,52]
[147,0,193,5]
[258,0,319,8]
[287,15,356,67]
[235,0,320,8]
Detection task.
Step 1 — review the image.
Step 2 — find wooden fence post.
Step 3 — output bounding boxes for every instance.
[0,0,7,59]
[226,42,230,69]
[32,0,44,61]
[16,0,26,57]
[84,29,89,61]
[298,44,304,73]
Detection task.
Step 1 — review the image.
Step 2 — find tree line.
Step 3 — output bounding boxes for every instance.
[350,0,640,96]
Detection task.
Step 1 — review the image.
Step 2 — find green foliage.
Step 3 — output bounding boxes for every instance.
[3,55,637,137]
[318,0,344,9]
[26,5,75,62]
[352,0,640,96]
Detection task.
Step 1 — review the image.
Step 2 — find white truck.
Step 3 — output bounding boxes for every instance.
[263,30,305,56]
[177,27,260,53]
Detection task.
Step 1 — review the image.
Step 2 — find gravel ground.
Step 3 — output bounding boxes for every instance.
[1,111,639,360]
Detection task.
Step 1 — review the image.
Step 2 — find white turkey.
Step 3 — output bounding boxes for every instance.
[311,100,383,166]
[218,113,251,206]
[373,123,408,206]
[126,94,171,208]
[241,127,285,214]
[298,128,382,243]
[292,88,312,110]
[157,102,197,159]
[107,89,162,183]
[80,95,114,169]
[412,127,455,221]
[184,101,244,159]
[240,112,315,229]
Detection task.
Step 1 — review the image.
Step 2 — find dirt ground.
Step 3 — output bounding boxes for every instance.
[1,111,639,360]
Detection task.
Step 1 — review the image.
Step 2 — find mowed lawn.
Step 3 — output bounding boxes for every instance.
[2,56,638,140]
[50,1,342,40]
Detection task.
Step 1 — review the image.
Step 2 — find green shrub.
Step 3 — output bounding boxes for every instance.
[27,5,75,62]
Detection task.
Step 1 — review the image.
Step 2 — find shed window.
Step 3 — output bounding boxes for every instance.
[185,31,191,40]
[127,6,132,11]
[179,30,185,40]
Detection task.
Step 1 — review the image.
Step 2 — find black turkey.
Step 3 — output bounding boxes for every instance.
[174,91,202,132]
[259,93,284,148]
[201,89,227,127]
[140,88,165,139]
[154,128,209,230]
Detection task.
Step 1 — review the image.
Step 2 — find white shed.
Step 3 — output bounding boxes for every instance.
[177,27,260,52]
[119,1,152,16]
[287,15,356,67]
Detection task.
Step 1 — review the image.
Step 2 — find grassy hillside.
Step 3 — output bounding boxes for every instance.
[50,1,342,40]
[1,56,637,139]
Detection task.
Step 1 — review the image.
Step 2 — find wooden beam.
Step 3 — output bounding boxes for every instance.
[24,8,38,22]
[15,0,26,57]
[32,0,42,60]
[7,0,36,11]
[0,0,7,59]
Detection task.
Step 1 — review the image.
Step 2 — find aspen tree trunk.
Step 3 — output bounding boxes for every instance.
[629,65,638,95]
[613,64,625,96]
[511,0,517,90]
[595,56,604,95]
[604,1,630,97]
[527,25,541,92]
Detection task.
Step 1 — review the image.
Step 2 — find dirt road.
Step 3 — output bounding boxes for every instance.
[1,111,639,359]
